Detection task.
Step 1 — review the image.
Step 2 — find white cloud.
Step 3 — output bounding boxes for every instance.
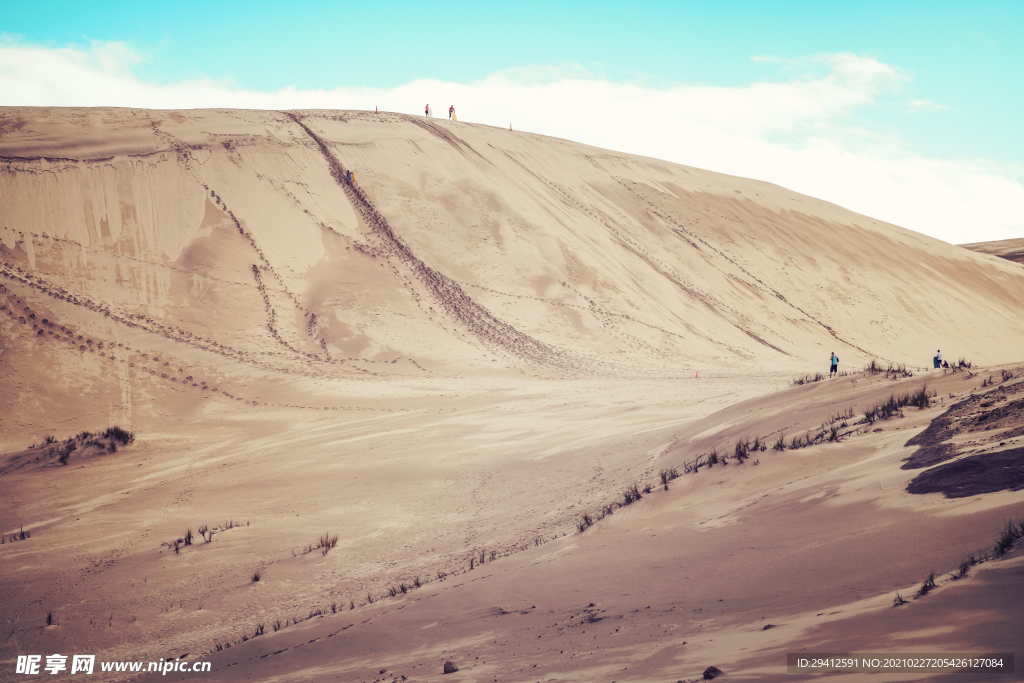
[908,98,947,111]
[1,40,1021,243]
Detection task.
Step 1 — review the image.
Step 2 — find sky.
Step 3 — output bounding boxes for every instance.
[2,1,1023,243]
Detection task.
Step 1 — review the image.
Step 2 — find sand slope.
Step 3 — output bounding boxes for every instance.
[3,110,1024,393]
[962,237,1024,266]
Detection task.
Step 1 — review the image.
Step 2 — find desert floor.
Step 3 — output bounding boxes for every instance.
[3,367,1023,682]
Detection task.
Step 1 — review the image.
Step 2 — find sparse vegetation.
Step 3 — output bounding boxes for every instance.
[320,533,338,556]
[887,518,1024,613]
[951,554,974,580]
[908,386,933,409]
[684,454,705,473]
[251,570,261,583]
[994,517,1024,556]
[866,360,913,378]
[862,386,935,425]
[1002,369,1014,382]
[33,426,135,467]
[186,470,1019,656]
[622,483,642,506]
[298,532,339,556]
[915,572,937,598]
[828,406,855,424]
[889,364,912,378]
[104,426,135,444]
[660,466,679,490]
[773,434,786,451]
[46,610,54,626]
[56,441,76,465]
[734,438,749,462]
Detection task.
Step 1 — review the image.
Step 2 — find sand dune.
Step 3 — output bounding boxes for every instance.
[962,237,1024,266]
[1,108,1023,681]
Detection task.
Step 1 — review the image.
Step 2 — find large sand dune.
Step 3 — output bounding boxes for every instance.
[1,108,1023,681]
[962,237,1024,266]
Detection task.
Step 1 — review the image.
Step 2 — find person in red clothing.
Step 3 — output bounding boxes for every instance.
[425,104,431,117]
[449,105,454,120]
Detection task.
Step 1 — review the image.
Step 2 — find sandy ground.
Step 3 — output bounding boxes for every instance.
[962,238,1024,266]
[2,108,1023,681]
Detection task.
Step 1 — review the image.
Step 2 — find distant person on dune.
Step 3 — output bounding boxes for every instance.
[935,349,943,370]
[449,105,455,120]
[425,104,431,117]
[829,352,839,378]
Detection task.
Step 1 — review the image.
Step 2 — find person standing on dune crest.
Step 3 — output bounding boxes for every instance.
[449,105,455,120]
[425,104,431,117]
[830,352,839,378]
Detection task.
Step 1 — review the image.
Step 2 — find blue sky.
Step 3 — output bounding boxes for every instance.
[3,1,1023,241]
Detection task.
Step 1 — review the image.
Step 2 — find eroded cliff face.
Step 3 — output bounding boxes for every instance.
[2,107,1024,424]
